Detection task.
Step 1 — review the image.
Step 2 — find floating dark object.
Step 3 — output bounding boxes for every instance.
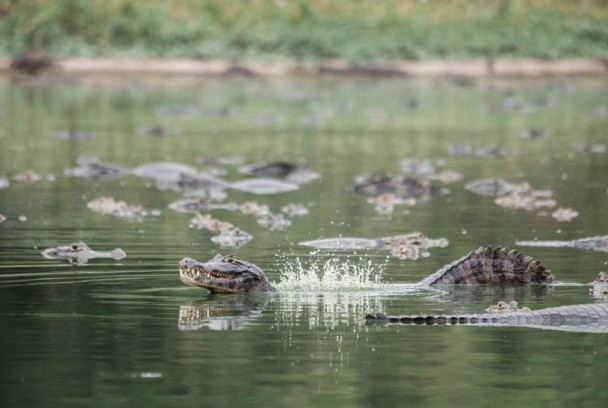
[10,52,54,74]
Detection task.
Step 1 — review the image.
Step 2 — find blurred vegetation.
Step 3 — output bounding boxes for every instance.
[1,0,608,60]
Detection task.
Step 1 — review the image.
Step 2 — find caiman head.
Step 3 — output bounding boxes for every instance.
[179,254,276,293]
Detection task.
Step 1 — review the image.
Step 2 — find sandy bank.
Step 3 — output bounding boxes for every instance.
[1,57,607,77]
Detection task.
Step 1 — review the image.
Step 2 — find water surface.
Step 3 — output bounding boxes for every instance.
[1,74,607,407]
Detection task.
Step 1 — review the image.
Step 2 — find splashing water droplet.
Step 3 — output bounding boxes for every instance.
[274,257,386,291]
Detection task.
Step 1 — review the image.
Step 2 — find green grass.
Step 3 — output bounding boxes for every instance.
[1,0,608,60]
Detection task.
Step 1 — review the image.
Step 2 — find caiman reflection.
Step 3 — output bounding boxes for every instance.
[178,295,270,331]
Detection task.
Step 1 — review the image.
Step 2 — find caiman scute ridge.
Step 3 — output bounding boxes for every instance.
[416,246,554,286]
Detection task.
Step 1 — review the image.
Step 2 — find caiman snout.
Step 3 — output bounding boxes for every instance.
[179,257,198,270]
[178,254,277,293]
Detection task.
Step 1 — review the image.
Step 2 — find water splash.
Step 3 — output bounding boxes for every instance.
[274,256,386,291]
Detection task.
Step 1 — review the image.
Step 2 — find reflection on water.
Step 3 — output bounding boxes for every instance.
[178,294,269,331]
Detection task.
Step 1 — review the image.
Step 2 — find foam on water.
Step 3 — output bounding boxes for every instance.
[274,256,386,291]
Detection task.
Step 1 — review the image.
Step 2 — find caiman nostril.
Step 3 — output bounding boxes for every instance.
[179,257,195,269]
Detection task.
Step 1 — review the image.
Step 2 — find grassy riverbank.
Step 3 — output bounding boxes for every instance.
[2,0,608,60]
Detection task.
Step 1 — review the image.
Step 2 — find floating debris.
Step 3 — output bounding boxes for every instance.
[551,207,579,222]
[52,129,92,142]
[168,198,237,213]
[281,203,309,217]
[210,228,252,248]
[0,176,9,189]
[228,178,299,195]
[189,212,234,232]
[87,196,147,221]
[41,242,126,265]
[516,236,608,252]
[65,156,128,181]
[257,213,292,231]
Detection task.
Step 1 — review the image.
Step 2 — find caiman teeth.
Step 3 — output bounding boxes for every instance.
[181,266,232,281]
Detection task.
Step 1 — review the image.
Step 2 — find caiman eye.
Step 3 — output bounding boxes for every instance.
[71,244,80,251]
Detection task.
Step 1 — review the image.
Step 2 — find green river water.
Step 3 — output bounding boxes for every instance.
[0,74,607,407]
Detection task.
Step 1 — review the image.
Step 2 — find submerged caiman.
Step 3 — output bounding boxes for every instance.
[366,301,608,333]
[179,246,552,293]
